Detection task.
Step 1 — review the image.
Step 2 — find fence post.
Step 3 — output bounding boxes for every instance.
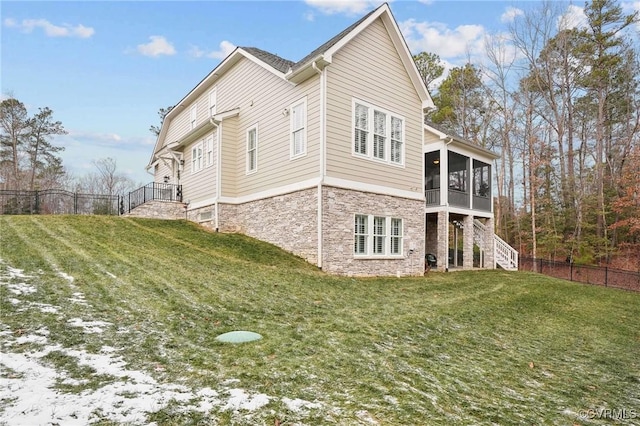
[570,262,573,282]
[74,192,78,214]
[605,267,608,287]
[34,190,40,214]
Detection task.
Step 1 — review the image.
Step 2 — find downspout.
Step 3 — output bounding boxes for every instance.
[313,61,325,269]
[210,117,221,231]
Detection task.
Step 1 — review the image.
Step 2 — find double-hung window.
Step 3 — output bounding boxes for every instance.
[354,215,368,254]
[246,125,258,174]
[290,98,307,158]
[191,142,203,174]
[208,90,217,117]
[354,214,403,256]
[190,105,197,130]
[205,135,214,168]
[353,99,404,165]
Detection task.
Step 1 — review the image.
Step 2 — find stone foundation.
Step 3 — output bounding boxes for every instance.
[321,186,425,276]
[124,200,186,220]
[218,188,319,265]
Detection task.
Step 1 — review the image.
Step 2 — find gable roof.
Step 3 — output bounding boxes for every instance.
[240,47,294,74]
[149,3,434,166]
[291,7,378,73]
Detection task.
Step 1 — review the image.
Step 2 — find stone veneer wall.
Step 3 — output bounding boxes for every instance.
[124,200,186,220]
[425,213,438,257]
[321,186,425,276]
[217,187,319,265]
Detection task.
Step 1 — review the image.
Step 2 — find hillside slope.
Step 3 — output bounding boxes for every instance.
[1,216,639,425]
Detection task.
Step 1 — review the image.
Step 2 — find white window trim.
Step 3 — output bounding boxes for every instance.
[191,141,204,174]
[290,97,307,159]
[190,105,197,130]
[246,124,258,175]
[208,89,217,117]
[352,98,405,167]
[353,213,404,258]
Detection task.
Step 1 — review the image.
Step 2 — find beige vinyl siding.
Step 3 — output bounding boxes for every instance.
[216,58,320,198]
[181,131,217,204]
[153,159,173,183]
[325,18,423,193]
[220,116,238,197]
[423,130,441,145]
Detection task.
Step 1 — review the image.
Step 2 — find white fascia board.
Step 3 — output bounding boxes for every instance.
[378,10,434,109]
[323,176,424,201]
[237,48,290,81]
[424,123,448,140]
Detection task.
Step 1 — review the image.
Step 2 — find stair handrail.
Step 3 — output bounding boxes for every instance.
[494,233,518,269]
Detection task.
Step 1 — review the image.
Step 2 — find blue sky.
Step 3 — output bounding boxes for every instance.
[2,0,638,185]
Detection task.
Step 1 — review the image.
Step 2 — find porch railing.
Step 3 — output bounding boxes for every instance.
[121,182,182,214]
[473,195,491,211]
[448,188,469,208]
[425,188,440,205]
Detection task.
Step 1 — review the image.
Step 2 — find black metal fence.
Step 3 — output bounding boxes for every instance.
[120,182,182,214]
[0,189,120,215]
[519,256,640,292]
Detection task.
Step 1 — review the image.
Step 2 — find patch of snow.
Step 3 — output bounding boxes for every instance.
[58,271,75,283]
[222,389,270,411]
[69,292,89,306]
[67,318,111,334]
[282,397,322,412]
[383,395,399,405]
[105,271,117,279]
[14,333,49,345]
[8,298,21,305]
[5,283,37,296]
[6,265,31,279]
[355,409,379,424]
[31,303,60,314]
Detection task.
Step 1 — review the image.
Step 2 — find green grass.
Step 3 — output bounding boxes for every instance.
[1,215,639,425]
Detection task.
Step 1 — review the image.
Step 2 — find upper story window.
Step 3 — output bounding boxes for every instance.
[352,99,404,166]
[246,125,258,174]
[209,90,217,117]
[290,98,307,158]
[206,135,214,168]
[190,105,197,130]
[191,141,203,174]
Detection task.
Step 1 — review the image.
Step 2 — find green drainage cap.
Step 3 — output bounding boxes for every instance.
[216,330,262,343]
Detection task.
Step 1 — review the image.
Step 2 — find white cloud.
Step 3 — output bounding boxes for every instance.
[303,11,316,22]
[136,36,176,57]
[558,4,588,30]
[189,40,236,60]
[3,18,94,38]
[304,0,385,16]
[621,2,640,31]
[400,19,487,61]
[501,6,524,23]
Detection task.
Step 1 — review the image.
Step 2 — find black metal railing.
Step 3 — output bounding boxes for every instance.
[0,189,120,216]
[121,182,182,214]
[519,256,640,292]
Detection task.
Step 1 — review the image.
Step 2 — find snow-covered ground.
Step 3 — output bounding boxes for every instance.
[0,261,322,425]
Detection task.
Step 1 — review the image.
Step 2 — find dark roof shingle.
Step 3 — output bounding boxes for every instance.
[240,46,295,73]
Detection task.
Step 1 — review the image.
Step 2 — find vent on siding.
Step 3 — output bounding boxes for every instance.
[199,211,213,221]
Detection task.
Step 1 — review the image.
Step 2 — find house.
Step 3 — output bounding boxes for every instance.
[139,3,518,276]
